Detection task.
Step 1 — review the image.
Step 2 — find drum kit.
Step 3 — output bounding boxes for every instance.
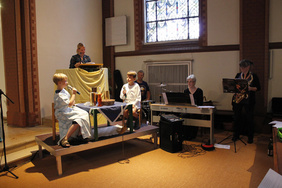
[141,100,155,122]
[141,83,167,122]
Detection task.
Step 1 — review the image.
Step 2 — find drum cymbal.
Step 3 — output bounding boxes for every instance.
[156,83,167,87]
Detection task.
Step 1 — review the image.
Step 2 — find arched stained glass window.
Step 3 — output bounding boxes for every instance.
[145,0,199,43]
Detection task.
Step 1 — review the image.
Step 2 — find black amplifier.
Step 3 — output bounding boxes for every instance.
[159,114,184,153]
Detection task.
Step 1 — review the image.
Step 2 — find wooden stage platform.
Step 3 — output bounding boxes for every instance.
[35,125,159,175]
[273,127,282,175]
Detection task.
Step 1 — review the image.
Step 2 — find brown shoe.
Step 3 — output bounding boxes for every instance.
[118,119,127,134]
[118,125,127,134]
[117,116,127,134]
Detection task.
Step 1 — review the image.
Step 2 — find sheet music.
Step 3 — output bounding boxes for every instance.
[162,92,168,104]
[222,78,248,93]
[258,168,282,188]
[269,121,282,128]
[214,144,230,149]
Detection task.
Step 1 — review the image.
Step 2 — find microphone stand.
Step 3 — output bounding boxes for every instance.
[0,89,18,179]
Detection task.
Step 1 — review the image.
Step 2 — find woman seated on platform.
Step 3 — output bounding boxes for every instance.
[69,43,91,68]
[182,74,203,140]
[119,71,141,134]
[53,73,92,147]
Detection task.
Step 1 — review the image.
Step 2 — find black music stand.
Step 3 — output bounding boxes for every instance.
[218,79,248,153]
[0,89,18,179]
[217,134,246,153]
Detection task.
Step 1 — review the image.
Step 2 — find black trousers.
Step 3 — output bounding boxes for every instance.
[232,102,255,139]
[181,113,202,140]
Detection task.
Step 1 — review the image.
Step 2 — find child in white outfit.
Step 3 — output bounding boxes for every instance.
[53,73,91,147]
[119,71,141,133]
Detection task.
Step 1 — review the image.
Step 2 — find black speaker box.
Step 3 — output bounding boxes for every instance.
[159,114,184,153]
[272,97,282,116]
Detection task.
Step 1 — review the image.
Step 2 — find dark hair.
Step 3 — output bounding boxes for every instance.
[239,59,253,67]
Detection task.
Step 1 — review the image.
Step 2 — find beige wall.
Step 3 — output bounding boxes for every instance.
[268,0,282,110]
[114,0,282,112]
[36,0,102,119]
[114,0,240,52]
[116,52,239,111]
[115,0,240,111]
[2,0,281,120]
[0,5,7,117]
[114,0,135,52]
[269,0,282,42]
[207,0,239,45]
[268,49,282,109]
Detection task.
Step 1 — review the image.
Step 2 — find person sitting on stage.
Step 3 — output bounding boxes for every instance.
[119,71,141,133]
[184,74,203,106]
[135,70,151,101]
[69,43,91,68]
[53,73,92,147]
[232,59,260,144]
[182,74,203,140]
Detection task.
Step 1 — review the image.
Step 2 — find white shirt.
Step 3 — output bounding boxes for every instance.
[120,83,141,109]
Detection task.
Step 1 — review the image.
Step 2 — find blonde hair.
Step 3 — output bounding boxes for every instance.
[53,73,67,85]
[127,70,137,78]
[76,43,85,54]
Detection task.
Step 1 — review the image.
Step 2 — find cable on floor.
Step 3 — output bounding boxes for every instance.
[178,141,206,159]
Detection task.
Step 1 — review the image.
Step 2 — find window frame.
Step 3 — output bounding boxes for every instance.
[144,60,192,103]
[144,0,200,44]
[134,0,207,53]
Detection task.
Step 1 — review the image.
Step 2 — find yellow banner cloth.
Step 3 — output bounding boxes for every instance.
[55,68,109,103]
[55,68,110,126]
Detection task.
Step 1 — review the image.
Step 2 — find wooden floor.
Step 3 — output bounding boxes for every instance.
[1,126,275,188]
[0,119,277,188]
[0,121,51,164]
[272,127,282,174]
